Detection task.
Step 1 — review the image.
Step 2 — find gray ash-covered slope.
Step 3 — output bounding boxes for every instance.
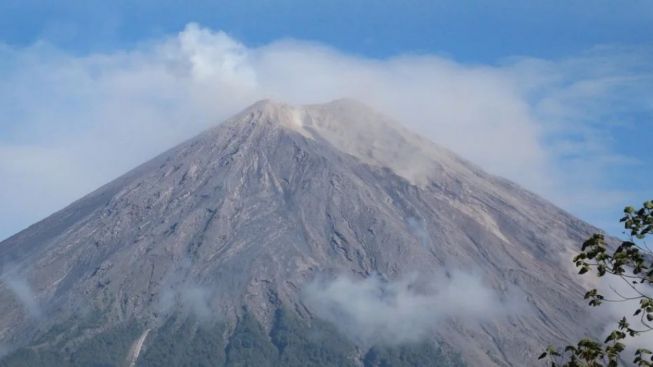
[0,99,597,366]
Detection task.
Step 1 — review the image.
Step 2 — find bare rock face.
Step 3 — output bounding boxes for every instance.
[0,99,598,366]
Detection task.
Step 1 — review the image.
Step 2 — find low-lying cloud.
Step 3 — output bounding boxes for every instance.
[0,23,651,239]
[155,258,216,320]
[0,269,41,319]
[303,271,521,345]
[158,283,213,320]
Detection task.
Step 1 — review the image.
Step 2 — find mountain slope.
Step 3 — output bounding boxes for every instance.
[0,99,597,366]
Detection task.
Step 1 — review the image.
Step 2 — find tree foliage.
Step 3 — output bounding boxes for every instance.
[540,200,653,366]
[1,308,463,367]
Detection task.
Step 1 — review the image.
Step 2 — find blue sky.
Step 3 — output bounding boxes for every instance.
[0,0,652,239]
[2,0,653,60]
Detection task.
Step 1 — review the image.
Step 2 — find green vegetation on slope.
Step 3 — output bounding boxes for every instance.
[0,318,140,367]
[1,308,464,367]
[139,315,226,367]
[363,343,465,367]
[270,308,358,367]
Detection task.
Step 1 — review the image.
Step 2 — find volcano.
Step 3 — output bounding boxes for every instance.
[0,99,597,366]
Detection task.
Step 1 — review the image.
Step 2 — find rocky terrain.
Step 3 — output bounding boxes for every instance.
[0,99,599,366]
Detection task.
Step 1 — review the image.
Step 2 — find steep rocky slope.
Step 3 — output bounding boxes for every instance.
[0,99,598,366]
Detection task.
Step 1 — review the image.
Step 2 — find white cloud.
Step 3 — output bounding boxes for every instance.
[156,256,216,320]
[302,271,521,345]
[0,23,650,239]
[0,269,41,319]
[158,283,213,320]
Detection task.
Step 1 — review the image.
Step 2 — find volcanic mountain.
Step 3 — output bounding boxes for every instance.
[0,99,597,366]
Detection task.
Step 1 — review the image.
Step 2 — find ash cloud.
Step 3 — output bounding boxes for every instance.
[303,270,522,345]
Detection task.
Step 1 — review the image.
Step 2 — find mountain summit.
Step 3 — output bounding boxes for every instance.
[0,99,596,366]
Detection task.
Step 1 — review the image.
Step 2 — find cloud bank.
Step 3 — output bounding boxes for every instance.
[303,271,520,345]
[0,23,651,239]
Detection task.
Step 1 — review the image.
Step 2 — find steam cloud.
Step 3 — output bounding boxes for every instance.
[303,271,521,345]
